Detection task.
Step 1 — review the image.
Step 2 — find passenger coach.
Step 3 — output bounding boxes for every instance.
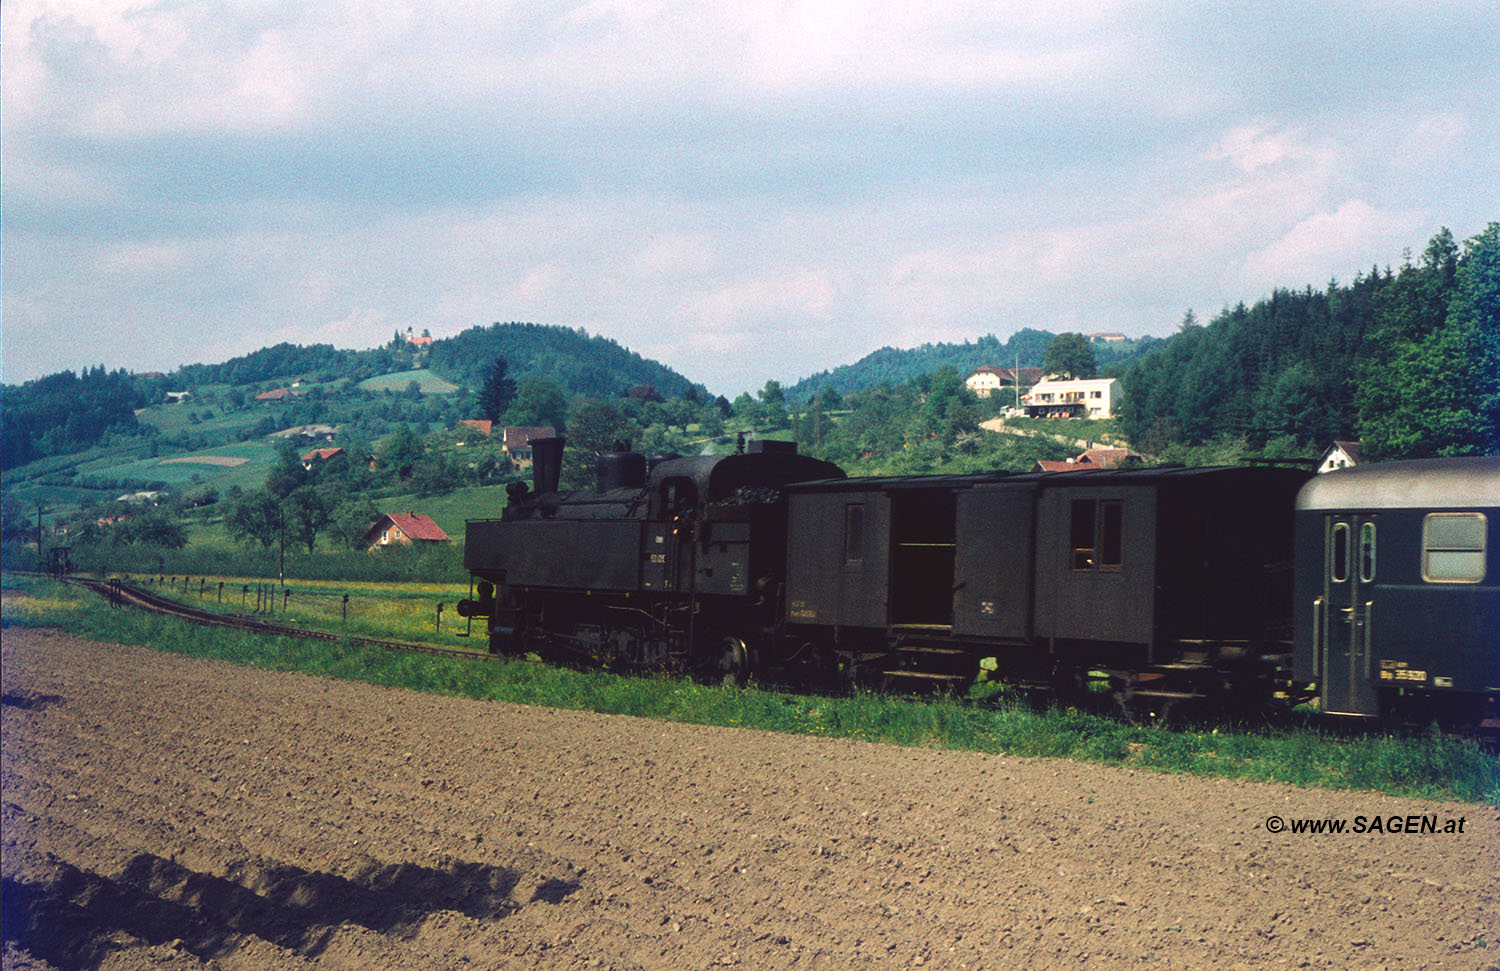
[1292,457,1499,724]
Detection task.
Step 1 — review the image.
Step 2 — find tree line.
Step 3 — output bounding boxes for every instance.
[1120,224,1499,460]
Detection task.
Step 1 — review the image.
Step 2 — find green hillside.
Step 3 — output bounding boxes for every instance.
[357,369,461,394]
[785,329,1158,402]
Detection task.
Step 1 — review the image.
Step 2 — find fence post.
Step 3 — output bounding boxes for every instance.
[436,602,444,634]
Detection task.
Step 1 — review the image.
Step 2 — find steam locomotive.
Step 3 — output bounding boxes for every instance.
[462,439,1498,727]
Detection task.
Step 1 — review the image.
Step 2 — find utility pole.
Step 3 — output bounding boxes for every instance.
[278,504,286,587]
[1015,352,1021,412]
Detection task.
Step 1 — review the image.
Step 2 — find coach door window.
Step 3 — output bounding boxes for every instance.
[1422,513,1486,583]
[844,504,865,565]
[1330,522,1350,583]
[1358,521,1376,583]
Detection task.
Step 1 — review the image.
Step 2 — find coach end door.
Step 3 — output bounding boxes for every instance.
[1318,516,1379,716]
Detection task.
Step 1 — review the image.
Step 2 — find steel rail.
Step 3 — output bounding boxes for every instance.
[65,576,496,664]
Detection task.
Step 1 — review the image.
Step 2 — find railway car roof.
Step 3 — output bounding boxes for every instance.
[1296,456,1500,511]
[787,464,1307,493]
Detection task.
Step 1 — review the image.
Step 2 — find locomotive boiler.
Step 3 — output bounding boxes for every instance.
[461,438,842,681]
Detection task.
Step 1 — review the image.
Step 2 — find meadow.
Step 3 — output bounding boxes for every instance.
[4,572,1494,805]
[356,368,461,394]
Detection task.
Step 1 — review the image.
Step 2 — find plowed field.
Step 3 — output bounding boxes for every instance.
[3,629,1496,970]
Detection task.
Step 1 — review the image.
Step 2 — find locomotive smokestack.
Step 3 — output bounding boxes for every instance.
[531,437,565,495]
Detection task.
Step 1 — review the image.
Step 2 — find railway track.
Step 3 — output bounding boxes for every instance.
[66,576,497,664]
[35,574,1500,746]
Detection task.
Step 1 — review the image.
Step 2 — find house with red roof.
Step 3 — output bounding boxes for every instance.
[360,512,450,550]
[300,447,346,470]
[458,419,494,437]
[1030,445,1143,474]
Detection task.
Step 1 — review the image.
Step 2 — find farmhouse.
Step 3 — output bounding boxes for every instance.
[300,447,346,471]
[503,426,557,471]
[1030,445,1143,473]
[1318,440,1362,474]
[963,366,1044,399]
[458,419,494,437]
[360,512,449,550]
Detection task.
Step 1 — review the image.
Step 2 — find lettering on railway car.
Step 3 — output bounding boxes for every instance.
[1379,660,1428,683]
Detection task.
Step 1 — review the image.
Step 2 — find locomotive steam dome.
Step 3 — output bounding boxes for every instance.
[597,451,648,493]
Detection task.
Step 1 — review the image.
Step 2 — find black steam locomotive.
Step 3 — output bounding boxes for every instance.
[462,439,1498,726]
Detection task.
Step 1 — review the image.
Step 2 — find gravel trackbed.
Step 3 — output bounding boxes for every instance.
[2,628,1496,970]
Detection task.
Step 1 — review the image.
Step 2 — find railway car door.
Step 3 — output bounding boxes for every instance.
[1318,515,1379,715]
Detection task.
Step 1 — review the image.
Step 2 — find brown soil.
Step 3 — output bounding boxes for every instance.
[157,458,249,468]
[3,628,1496,970]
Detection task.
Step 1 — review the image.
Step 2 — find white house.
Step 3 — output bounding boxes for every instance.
[964,366,1043,399]
[1021,377,1120,419]
[1317,440,1362,474]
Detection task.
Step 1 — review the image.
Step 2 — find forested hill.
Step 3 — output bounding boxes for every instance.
[166,323,697,398]
[1118,223,1500,460]
[785,328,1158,402]
[0,322,699,473]
[426,322,698,398]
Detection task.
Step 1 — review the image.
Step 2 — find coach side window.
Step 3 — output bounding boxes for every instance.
[1070,500,1096,570]
[1099,501,1124,570]
[1422,513,1487,583]
[1070,499,1123,571]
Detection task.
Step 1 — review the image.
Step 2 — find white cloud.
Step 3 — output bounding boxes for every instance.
[2,0,1497,393]
[1237,201,1424,288]
[99,240,189,275]
[1392,111,1468,169]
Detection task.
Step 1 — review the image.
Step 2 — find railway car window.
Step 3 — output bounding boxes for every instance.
[1070,500,1096,570]
[1100,501,1124,570]
[1422,513,1487,583]
[844,504,865,565]
[1330,522,1349,583]
[1359,522,1376,583]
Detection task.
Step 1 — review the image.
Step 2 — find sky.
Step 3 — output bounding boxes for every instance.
[3,1,1497,396]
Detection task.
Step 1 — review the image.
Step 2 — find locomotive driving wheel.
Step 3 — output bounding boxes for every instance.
[716,636,751,686]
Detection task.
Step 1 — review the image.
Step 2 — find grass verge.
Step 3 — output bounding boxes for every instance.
[4,573,1495,804]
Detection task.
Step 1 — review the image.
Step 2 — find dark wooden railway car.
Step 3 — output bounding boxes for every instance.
[784,465,1308,699]
[1032,466,1308,666]
[1292,457,1499,722]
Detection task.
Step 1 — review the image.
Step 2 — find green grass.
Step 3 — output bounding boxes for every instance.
[4,572,1495,804]
[357,369,460,394]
